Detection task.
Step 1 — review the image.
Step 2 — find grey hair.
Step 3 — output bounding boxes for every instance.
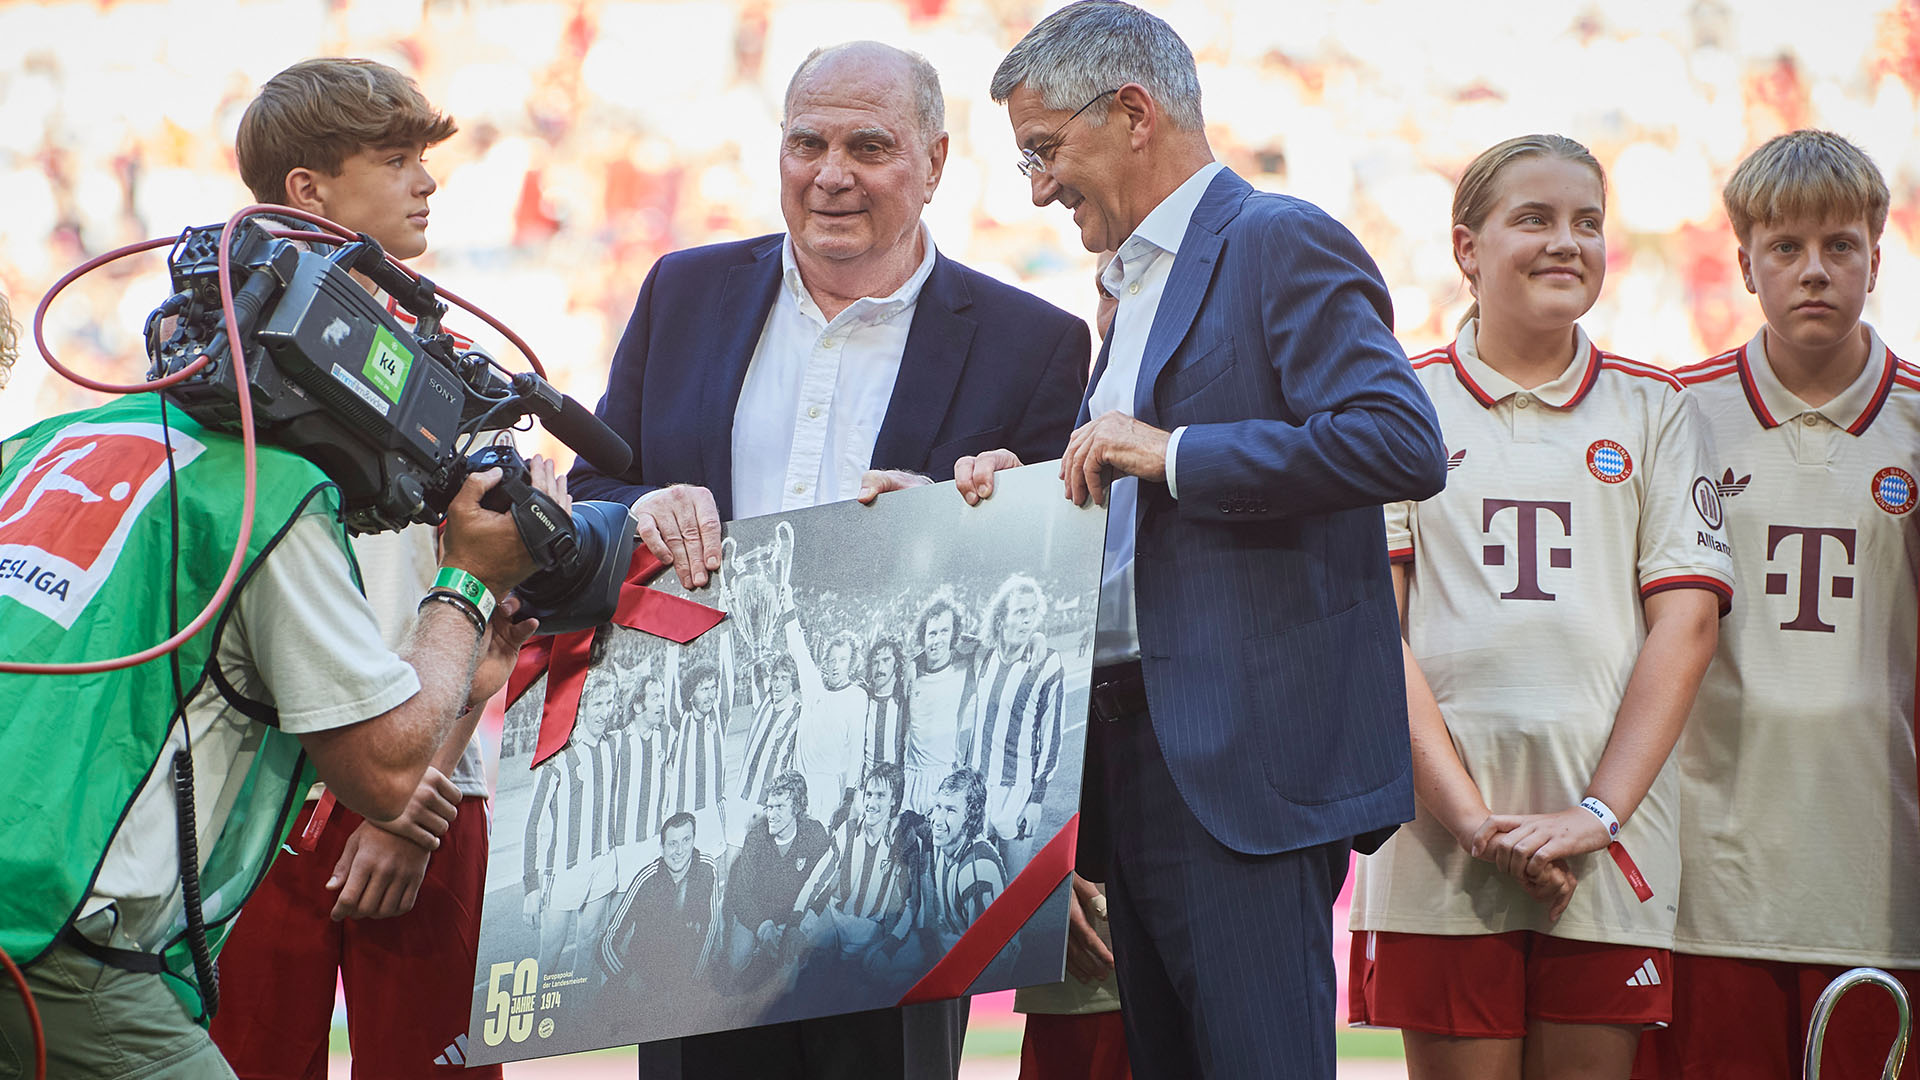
[989,1,1203,131]
[784,41,945,141]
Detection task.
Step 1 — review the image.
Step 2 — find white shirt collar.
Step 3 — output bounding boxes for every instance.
[1103,160,1226,294]
[780,222,938,326]
[1452,318,1602,410]
[1742,323,1893,432]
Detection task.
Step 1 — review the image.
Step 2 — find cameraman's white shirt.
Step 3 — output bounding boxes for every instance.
[83,508,418,950]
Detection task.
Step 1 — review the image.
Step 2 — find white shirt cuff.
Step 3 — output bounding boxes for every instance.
[1165,425,1187,499]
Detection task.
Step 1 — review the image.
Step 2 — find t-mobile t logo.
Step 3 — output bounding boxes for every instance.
[1482,499,1573,601]
[1765,525,1857,633]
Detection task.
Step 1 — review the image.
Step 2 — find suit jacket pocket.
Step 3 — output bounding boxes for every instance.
[1243,601,1403,805]
[1157,338,1236,410]
[920,425,1006,476]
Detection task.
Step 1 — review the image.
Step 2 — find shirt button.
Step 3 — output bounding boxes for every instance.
[807,406,821,419]
[821,338,838,348]
[1802,414,1819,427]
[1128,282,1141,295]
[1514,395,1530,409]
[793,483,807,494]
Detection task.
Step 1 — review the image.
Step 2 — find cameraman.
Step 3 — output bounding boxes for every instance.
[0,280,559,1078]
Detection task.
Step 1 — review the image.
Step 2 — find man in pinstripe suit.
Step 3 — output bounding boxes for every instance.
[980,4,1448,1077]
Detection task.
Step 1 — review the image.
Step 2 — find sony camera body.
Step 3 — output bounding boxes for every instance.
[147,216,634,633]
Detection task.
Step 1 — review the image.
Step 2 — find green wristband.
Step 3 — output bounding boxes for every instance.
[432,566,498,623]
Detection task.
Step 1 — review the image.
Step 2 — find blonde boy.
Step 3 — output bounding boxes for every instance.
[1650,131,1920,1079]
[208,59,503,1080]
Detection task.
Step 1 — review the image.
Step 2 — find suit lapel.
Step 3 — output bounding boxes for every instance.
[701,238,784,518]
[871,255,975,473]
[1132,169,1248,425]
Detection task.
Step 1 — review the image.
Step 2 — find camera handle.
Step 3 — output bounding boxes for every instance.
[467,444,577,574]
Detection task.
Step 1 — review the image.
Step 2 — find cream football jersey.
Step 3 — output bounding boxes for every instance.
[1670,325,1920,967]
[1352,321,1734,948]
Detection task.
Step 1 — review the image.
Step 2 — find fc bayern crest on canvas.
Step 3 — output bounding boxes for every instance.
[466,464,1105,1063]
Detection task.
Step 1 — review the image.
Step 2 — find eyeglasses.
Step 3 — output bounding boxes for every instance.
[1016,89,1118,179]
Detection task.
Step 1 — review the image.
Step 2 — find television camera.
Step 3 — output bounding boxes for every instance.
[145,215,635,634]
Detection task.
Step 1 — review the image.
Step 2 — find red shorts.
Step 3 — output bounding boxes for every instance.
[1019,1011,1133,1080]
[210,798,499,1079]
[1633,953,1919,1079]
[1349,930,1674,1038]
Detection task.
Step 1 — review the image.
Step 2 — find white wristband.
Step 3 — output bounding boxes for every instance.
[1578,796,1621,839]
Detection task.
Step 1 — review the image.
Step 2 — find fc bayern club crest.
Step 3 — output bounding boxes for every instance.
[1586,439,1633,484]
[1872,466,1917,515]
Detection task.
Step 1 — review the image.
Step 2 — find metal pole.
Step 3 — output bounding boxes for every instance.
[1804,966,1910,1080]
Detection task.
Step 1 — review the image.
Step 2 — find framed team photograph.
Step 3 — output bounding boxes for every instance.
[464,463,1106,1064]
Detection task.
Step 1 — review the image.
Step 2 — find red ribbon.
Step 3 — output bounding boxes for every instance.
[291,791,338,854]
[898,813,1080,1005]
[1609,841,1654,903]
[506,549,727,768]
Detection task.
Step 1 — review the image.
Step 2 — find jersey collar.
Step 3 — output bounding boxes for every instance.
[1450,319,1602,410]
[1736,324,1895,435]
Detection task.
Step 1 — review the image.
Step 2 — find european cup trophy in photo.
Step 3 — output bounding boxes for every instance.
[466,464,1105,1064]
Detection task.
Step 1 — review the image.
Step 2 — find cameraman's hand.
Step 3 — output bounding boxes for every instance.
[327,820,433,920]
[369,766,461,849]
[440,468,535,597]
[470,595,538,709]
[634,484,723,589]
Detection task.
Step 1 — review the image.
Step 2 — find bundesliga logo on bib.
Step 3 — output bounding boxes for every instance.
[1586,439,1632,484]
[1872,466,1916,515]
[0,422,205,626]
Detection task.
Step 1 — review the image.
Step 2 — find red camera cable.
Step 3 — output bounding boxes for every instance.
[0,944,45,1080]
[1,203,544,675]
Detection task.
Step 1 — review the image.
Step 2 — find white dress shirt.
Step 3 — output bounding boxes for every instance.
[730,225,939,520]
[1089,160,1224,666]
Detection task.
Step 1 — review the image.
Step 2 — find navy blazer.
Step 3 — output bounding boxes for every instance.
[1113,168,1447,857]
[569,234,1090,514]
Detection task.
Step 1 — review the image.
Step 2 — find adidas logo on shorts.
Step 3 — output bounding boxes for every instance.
[1625,958,1661,987]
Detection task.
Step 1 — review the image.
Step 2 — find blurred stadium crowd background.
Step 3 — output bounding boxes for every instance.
[7,1,1918,1066]
[5,0,1920,455]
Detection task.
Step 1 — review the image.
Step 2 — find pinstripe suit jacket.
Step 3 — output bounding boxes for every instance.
[1108,168,1446,857]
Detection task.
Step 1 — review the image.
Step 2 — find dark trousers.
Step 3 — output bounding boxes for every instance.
[1098,713,1350,1080]
[636,1001,967,1080]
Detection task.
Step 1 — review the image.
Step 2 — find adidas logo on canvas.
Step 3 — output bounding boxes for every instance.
[435,1033,470,1067]
[1625,958,1662,987]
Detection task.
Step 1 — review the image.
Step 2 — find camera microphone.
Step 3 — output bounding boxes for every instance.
[547,390,633,477]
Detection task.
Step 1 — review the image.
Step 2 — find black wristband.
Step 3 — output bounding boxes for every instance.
[419,590,486,635]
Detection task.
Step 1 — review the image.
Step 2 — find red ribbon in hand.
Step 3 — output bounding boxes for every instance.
[898,814,1081,1005]
[505,548,727,768]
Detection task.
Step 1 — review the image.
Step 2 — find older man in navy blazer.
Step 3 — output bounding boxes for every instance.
[963,4,1447,1077]
[568,39,1087,1080]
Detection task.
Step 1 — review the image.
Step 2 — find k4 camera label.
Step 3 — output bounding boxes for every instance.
[480,958,573,1047]
[365,327,414,403]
